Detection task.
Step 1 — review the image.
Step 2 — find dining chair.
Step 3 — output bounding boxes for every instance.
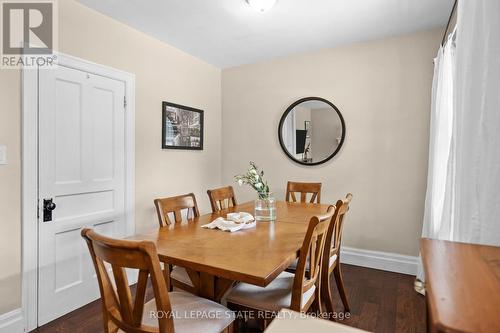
[286,181,322,204]
[81,228,235,333]
[207,186,238,213]
[154,193,200,227]
[321,193,353,318]
[154,193,200,294]
[225,206,335,328]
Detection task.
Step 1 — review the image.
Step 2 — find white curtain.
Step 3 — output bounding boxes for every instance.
[452,0,500,245]
[421,37,456,243]
[418,0,500,281]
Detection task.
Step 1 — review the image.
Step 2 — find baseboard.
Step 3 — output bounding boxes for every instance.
[341,246,418,276]
[0,308,24,333]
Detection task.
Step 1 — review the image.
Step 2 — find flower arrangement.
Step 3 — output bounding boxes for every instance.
[234,162,270,199]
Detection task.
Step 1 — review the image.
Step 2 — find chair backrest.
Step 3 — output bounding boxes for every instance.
[290,206,335,311]
[154,193,200,227]
[207,186,238,213]
[286,181,322,204]
[323,193,353,271]
[81,228,173,333]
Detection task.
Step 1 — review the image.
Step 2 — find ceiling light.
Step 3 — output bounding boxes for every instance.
[245,0,277,13]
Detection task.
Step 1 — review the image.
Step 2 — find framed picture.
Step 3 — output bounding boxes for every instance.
[162,101,204,150]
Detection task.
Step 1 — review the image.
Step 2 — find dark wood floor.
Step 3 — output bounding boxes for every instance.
[32,264,425,333]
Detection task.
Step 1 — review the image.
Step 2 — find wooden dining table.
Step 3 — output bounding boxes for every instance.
[129,200,331,302]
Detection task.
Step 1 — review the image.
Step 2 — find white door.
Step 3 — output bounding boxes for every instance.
[38,65,126,325]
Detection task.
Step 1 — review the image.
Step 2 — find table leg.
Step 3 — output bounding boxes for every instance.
[199,272,216,300]
[215,277,235,302]
[159,259,172,291]
[198,272,235,303]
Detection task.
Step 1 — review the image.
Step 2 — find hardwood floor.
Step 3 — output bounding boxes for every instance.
[336,264,425,333]
[32,264,425,333]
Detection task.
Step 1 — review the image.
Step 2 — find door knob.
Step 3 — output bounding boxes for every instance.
[43,198,56,222]
[45,200,56,211]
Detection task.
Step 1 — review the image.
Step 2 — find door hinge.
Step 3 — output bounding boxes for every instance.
[124,96,127,109]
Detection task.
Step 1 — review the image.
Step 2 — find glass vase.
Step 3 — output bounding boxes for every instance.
[254,192,276,221]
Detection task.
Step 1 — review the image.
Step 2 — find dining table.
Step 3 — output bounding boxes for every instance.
[128,200,331,302]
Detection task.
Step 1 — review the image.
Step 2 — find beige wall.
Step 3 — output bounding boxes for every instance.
[221,29,441,257]
[0,0,221,314]
[0,68,22,314]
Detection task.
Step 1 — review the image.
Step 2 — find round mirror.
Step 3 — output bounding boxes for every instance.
[278,97,345,166]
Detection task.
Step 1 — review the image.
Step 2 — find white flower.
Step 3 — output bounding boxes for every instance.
[235,162,271,198]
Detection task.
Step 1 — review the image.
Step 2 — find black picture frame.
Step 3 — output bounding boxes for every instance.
[278,96,346,166]
[162,101,204,150]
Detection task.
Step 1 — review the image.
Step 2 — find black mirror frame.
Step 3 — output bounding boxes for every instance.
[278,97,346,166]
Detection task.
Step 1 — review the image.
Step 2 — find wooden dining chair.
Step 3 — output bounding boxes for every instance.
[207,186,238,213]
[321,193,353,319]
[81,228,234,333]
[225,206,335,328]
[154,193,200,227]
[286,181,322,204]
[153,193,200,294]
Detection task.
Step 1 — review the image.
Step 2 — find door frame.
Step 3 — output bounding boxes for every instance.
[21,52,136,331]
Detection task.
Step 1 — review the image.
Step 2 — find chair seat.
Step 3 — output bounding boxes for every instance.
[225,271,315,312]
[119,291,234,333]
[171,266,194,287]
[288,254,338,270]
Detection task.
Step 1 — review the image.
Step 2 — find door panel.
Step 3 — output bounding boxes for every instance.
[54,79,82,184]
[54,227,83,292]
[54,190,115,220]
[38,65,126,325]
[91,88,115,181]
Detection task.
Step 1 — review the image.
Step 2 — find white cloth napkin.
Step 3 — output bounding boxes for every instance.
[226,212,255,224]
[201,212,256,232]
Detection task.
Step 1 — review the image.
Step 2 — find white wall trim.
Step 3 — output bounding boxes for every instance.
[341,246,419,276]
[21,52,136,331]
[21,64,38,332]
[0,309,23,333]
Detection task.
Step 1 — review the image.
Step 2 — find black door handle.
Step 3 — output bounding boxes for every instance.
[43,199,56,222]
[45,201,56,211]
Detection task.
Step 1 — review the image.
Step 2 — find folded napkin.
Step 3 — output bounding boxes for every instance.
[226,212,255,224]
[201,212,256,232]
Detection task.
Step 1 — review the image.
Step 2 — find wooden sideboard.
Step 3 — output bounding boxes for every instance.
[421,238,500,332]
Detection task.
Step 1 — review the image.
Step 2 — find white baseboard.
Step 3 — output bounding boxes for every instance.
[0,308,24,333]
[341,246,418,276]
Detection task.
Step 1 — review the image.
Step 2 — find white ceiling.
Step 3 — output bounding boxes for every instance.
[77,0,453,68]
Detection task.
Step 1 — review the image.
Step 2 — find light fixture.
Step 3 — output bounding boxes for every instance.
[245,0,277,13]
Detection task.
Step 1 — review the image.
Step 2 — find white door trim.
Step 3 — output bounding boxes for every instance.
[21,52,135,331]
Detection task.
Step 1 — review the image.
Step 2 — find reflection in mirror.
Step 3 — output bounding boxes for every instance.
[279,98,345,165]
